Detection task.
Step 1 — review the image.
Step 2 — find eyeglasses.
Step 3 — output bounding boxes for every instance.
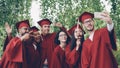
[59,34,67,37]
[84,19,93,24]
[21,28,30,31]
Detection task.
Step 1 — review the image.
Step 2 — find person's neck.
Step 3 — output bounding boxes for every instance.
[42,32,48,36]
[60,42,66,50]
[88,29,95,35]
[88,29,96,41]
[17,33,22,37]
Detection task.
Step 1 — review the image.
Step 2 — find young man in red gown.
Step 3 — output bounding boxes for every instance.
[0,20,31,68]
[79,11,118,68]
[37,19,65,68]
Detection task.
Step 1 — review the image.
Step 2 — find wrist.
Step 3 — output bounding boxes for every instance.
[20,36,24,41]
[108,18,113,24]
[7,33,12,36]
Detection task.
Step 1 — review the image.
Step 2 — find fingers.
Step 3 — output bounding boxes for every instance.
[76,39,81,46]
[5,22,8,25]
[29,34,34,37]
[29,31,33,34]
[98,11,111,23]
[5,22,12,29]
[101,11,110,18]
[11,24,13,29]
[5,22,9,28]
[54,22,62,27]
[23,33,31,40]
[102,11,110,15]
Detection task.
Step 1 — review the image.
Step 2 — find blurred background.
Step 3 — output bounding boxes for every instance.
[0,0,120,67]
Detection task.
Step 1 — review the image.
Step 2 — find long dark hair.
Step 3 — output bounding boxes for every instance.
[54,30,71,45]
[70,31,84,52]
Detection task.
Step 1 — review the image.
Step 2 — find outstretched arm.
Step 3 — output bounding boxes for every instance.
[100,11,114,32]
[54,22,66,31]
[3,22,13,51]
[99,11,117,50]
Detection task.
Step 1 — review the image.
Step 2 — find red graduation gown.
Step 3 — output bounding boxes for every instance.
[66,45,81,68]
[0,37,41,68]
[40,33,57,68]
[0,37,23,68]
[24,43,41,68]
[39,27,66,68]
[81,27,118,68]
[3,35,12,51]
[50,45,69,68]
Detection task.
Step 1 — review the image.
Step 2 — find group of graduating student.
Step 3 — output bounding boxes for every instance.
[0,11,118,68]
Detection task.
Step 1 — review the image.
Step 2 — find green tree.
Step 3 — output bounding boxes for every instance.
[40,0,103,31]
[40,0,120,65]
[110,0,120,65]
[0,0,32,56]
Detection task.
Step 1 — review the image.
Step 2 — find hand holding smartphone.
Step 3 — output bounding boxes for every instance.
[94,12,105,19]
[94,11,112,24]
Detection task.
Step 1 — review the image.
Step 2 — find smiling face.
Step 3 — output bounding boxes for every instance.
[58,31,68,43]
[74,28,83,39]
[82,18,94,31]
[32,31,41,43]
[41,24,50,35]
[19,26,30,36]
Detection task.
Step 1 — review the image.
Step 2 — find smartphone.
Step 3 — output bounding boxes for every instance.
[94,12,104,19]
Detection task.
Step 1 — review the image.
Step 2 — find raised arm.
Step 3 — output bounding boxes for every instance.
[100,11,117,50]
[3,22,13,51]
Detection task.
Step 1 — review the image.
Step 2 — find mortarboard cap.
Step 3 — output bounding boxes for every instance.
[30,26,39,32]
[79,12,94,23]
[16,20,30,30]
[68,24,85,35]
[37,19,52,26]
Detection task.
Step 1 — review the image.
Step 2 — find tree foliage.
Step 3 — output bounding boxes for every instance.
[40,0,103,30]
[110,0,120,65]
[0,0,32,56]
[40,0,120,64]
[0,0,120,65]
